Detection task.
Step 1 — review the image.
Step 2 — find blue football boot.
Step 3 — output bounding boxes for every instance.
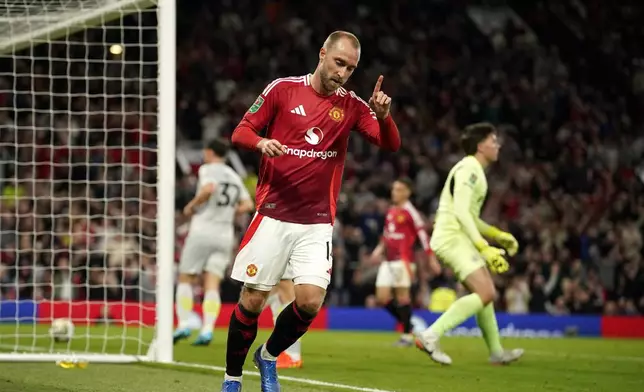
[253,345,280,392]
[172,328,191,344]
[191,331,213,346]
[220,379,242,392]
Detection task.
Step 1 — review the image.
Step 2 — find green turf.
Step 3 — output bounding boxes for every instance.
[1,325,643,391]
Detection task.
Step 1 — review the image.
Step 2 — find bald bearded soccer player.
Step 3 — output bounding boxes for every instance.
[222,31,401,392]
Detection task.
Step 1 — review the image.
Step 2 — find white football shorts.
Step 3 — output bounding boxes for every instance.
[179,230,234,278]
[375,260,416,288]
[230,213,333,291]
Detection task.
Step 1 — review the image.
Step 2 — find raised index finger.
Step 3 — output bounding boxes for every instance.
[372,75,384,96]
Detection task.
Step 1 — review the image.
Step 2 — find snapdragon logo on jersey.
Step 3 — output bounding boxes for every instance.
[285,127,338,160]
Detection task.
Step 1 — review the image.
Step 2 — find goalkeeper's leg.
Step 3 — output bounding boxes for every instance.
[416,266,495,365]
[476,303,524,364]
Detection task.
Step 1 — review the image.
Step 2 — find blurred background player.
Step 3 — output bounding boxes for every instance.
[416,123,524,365]
[266,275,302,368]
[174,139,254,346]
[223,30,400,392]
[370,178,440,346]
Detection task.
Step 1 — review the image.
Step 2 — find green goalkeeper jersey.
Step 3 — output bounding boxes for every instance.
[431,156,488,247]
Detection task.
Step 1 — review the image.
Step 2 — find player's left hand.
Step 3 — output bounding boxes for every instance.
[495,232,519,257]
[368,75,392,120]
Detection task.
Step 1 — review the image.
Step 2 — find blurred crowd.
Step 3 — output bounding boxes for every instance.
[1,0,643,316]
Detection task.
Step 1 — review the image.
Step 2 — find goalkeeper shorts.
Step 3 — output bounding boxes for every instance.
[431,234,485,281]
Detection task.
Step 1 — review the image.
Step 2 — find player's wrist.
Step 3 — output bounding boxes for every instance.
[474,239,488,251]
[255,137,267,150]
[487,226,503,239]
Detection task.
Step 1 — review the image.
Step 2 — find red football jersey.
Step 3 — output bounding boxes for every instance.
[237,74,388,224]
[383,201,431,262]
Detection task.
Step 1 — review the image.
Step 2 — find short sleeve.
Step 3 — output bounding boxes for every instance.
[198,166,217,188]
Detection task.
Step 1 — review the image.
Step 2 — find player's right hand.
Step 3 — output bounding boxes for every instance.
[257,138,286,157]
[475,241,509,274]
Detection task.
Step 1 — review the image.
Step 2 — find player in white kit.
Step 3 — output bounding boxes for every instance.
[174,139,254,346]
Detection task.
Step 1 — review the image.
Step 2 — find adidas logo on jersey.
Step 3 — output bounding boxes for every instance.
[290,105,306,116]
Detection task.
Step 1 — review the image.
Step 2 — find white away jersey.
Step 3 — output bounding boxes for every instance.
[189,162,250,231]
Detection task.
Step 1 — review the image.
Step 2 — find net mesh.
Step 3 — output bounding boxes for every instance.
[0,0,160,360]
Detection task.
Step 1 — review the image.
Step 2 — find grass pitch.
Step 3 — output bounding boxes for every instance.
[0,325,643,392]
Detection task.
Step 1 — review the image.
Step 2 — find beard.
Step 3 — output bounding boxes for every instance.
[320,67,342,91]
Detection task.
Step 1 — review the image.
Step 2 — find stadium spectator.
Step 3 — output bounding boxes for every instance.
[0,0,642,317]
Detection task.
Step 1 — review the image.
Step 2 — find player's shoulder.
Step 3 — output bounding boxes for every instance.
[218,163,243,179]
[262,74,310,96]
[341,89,376,114]
[199,162,230,176]
[460,156,483,170]
[402,201,423,219]
[451,156,476,174]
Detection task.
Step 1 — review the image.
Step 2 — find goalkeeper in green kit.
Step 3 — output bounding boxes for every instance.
[416,123,524,365]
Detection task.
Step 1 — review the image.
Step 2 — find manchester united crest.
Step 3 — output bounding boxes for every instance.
[329,106,344,122]
[397,214,405,223]
[246,264,258,277]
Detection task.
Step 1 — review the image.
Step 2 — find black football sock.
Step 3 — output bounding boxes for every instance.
[225,304,260,377]
[265,302,315,357]
[385,299,402,322]
[398,303,413,334]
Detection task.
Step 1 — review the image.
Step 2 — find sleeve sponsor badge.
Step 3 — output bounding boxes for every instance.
[248,96,265,113]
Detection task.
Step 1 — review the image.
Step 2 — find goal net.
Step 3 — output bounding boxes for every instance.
[0,0,176,363]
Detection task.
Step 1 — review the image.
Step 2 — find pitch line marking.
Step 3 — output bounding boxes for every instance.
[0,343,47,352]
[173,361,397,392]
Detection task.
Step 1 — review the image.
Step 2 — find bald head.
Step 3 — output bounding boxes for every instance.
[314,31,361,95]
[323,31,361,59]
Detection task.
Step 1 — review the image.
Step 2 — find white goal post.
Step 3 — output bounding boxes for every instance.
[0,0,175,364]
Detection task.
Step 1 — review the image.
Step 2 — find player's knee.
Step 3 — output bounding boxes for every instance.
[394,291,411,305]
[294,285,326,315]
[465,267,497,305]
[375,289,392,305]
[178,273,194,284]
[203,273,221,292]
[477,284,496,305]
[294,298,322,316]
[239,287,269,313]
[376,295,391,306]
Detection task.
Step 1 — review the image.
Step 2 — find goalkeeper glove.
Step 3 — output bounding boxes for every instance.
[474,240,509,274]
[495,231,519,257]
[483,226,520,257]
